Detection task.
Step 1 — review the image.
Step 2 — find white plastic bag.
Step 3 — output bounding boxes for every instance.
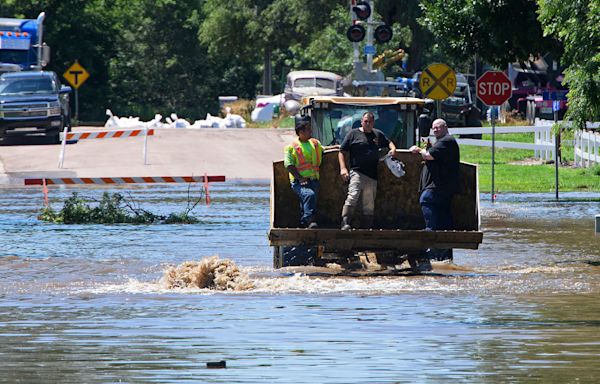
[382,154,406,178]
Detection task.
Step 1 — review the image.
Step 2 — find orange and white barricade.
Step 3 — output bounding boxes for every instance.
[58,125,155,168]
[25,175,226,205]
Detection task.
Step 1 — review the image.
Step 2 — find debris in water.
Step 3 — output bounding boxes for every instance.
[162,256,254,291]
[206,360,226,369]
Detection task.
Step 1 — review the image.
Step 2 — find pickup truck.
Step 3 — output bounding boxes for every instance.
[0,71,71,144]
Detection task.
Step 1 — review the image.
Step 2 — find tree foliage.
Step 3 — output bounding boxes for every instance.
[376,0,433,71]
[420,0,561,68]
[39,191,202,224]
[200,0,339,94]
[1,0,597,126]
[108,0,220,120]
[538,0,600,127]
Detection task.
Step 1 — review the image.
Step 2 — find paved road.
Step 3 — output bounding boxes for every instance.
[0,127,296,185]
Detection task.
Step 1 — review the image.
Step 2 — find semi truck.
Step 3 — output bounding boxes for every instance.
[0,12,50,72]
[268,96,483,273]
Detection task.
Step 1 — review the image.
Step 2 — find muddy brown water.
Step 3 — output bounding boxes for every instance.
[0,183,599,383]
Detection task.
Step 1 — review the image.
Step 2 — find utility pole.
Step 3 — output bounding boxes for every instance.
[366,0,375,72]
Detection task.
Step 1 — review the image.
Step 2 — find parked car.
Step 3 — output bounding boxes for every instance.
[0,71,71,144]
[284,70,345,101]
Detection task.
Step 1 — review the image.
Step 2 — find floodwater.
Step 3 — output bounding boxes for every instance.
[1,182,599,383]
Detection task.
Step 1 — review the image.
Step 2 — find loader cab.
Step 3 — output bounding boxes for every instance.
[300,96,427,149]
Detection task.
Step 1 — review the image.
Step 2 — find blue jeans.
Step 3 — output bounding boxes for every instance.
[419,189,454,230]
[291,179,320,227]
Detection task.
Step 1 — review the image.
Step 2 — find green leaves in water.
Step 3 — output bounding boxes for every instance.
[38,192,200,224]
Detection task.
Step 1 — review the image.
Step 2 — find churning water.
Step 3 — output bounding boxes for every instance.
[1,183,599,383]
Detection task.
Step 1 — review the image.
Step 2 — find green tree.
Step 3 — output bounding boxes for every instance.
[288,4,413,78]
[377,0,433,72]
[283,5,353,77]
[420,0,561,68]
[108,0,221,120]
[538,0,600,128]
[200,0,339,95]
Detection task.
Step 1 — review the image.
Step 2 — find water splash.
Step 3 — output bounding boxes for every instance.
[161,256,254,291]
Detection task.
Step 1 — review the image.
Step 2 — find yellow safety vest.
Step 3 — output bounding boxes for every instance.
[287,138,322,181]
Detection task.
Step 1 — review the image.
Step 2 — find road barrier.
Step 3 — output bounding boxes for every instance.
[63,128,154,141]
[25,175,226,205]
[24,175,225,185]
[58,126,154,169]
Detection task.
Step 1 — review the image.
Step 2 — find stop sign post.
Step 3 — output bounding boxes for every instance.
[476,71,512,203]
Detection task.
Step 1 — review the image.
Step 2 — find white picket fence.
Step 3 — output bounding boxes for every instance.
[574,130,600,167]
[445,125,555,161]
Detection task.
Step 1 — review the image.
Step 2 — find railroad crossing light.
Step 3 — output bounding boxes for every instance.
[346,24,366,42]
[352,1,371,21]
[374,25,393,43]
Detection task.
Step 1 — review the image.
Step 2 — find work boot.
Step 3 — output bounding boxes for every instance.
[307,215,318,229]
[362,215,374,229]
[341,205,353,230]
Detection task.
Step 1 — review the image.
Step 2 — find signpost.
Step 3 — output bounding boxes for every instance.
[542,90,565,200]
[476,71,512,202]
[63,61,90,122]
[420,63,456,117]
[552,98,560,201]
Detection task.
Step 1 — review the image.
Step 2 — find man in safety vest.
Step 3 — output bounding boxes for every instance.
[284,115,324,229]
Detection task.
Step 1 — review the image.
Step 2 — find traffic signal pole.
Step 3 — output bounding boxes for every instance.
[347,0,393,78]
[350,0,360,69]
[366,0,374,72]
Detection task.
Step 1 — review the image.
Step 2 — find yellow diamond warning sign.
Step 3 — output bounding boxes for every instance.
[63,61,89,89]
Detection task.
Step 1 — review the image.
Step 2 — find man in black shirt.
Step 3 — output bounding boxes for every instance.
[338,111,396,229]
[409,118,460,230]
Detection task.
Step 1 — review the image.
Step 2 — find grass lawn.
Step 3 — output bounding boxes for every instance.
[461,133,600,193]
[247,116,294,129]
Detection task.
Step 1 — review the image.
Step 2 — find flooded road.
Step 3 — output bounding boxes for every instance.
[1,183,599,383]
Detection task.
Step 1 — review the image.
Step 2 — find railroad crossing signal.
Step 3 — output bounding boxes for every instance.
[63,61,89,89]
[346,0,393,44]
[352,1,371,20]
[476,71,512,106]
[419,63,456,100]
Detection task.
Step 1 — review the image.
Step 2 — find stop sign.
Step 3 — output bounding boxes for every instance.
[476,71,512,106]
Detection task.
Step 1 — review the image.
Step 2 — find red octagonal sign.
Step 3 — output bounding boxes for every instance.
[476,71,512,106]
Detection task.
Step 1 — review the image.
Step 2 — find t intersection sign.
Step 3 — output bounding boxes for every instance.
[476,71,512,106]
[63,61,90,89]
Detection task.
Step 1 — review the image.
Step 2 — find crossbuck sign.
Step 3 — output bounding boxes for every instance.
[419,63,456,100]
